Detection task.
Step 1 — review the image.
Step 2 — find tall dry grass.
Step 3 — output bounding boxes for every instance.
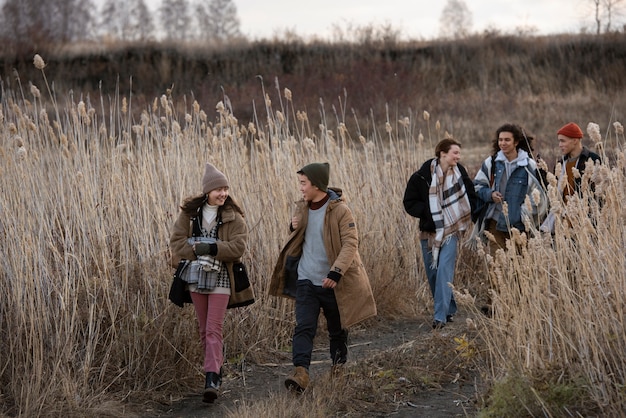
[0,60,443,416]
[468,126,626,415]
[1,55,624,416]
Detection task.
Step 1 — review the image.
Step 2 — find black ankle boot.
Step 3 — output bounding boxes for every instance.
[203,372,220,403]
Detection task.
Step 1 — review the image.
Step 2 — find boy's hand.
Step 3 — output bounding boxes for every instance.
[322,278,337,289]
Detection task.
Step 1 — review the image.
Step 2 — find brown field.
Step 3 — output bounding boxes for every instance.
[0,34,625,417]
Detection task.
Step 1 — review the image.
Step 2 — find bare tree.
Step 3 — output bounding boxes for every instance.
[45,0,95,42]
[593,0,602,34]
[159,0,191,41]
[439,0,473,39]
[135,0,155,41]
[0,0,94,45]
[100,0,155,41]
[589,0,626,33]
[0,0,45,43]
[604,0,626,31]
[195,0,242,42]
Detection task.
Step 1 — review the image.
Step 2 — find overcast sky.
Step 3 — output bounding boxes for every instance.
[229,0,593,40]
[135,0,600,40]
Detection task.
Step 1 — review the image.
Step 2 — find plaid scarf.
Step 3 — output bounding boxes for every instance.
[185,222,228,291]
[428,159,472,267]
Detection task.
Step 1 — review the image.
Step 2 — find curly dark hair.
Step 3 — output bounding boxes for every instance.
[491,123,535,157]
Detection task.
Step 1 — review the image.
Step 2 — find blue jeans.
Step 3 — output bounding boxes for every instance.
[293,280,348,369]
[421,235,458,323]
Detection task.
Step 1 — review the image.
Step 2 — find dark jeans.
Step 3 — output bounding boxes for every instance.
[293,280,348,369]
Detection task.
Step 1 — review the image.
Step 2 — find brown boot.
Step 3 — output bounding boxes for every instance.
[284,366,309,392]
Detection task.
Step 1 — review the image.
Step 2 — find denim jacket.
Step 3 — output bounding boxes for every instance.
[474,149,539,233]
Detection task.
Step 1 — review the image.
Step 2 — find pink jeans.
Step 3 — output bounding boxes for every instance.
[190,292,229,373]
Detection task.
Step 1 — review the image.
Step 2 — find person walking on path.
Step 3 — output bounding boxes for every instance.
[170,163,254,403]
[540,122,602,233]
[556,122,602,201]
[403,137,477,329]
[473,123,546,255]
[269,162,377,392]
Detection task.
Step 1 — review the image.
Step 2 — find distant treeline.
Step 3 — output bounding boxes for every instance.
[2,33,625,144]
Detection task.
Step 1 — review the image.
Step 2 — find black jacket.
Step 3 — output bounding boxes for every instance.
[403,159,478,233]
[557,146,601,195]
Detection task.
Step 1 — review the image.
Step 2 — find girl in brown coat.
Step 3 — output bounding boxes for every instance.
[170,163,254,403]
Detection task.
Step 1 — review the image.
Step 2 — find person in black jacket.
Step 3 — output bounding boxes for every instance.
[540,122,602,233]
[556,122,601,201]
[403,137,478,329]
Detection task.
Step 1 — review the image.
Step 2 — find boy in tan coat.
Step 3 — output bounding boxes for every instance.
[269,162,376,392]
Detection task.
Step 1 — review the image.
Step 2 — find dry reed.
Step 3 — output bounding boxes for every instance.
[1,55,624,416]
[0,63,433,416]
[469,143,626,415]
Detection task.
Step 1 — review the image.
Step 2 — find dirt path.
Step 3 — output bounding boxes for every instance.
[142,316,481,417]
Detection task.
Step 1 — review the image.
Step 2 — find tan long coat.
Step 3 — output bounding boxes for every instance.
[269,189,377,328]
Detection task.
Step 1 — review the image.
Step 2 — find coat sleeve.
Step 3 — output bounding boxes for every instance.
[403,172,428,219]
[459,164,479,217]
[215,212,248,262]
[327,205,359,281]
[474,158,494,204]
[169,211,195,268]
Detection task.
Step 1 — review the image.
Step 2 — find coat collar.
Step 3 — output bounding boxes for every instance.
[558,146,593,164]
[195,202,237,223]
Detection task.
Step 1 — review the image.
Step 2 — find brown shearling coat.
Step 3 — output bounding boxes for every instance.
[269,188,377,328]
[170,200,254,309]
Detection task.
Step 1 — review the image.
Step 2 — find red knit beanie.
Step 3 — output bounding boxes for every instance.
[557,122,583,139]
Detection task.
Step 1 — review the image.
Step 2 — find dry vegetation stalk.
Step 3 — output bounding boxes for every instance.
[1,57,625,415]
[473,146,626,415]
[0,77,432,416]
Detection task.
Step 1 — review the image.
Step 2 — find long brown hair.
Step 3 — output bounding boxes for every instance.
[180,194,245,217]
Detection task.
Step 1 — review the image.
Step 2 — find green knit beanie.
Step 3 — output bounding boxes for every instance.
[297,162,330,192]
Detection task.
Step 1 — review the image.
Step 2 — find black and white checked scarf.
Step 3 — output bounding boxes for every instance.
[428,159,472,267]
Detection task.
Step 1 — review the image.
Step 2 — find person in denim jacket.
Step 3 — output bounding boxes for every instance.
[474,123,543,255]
